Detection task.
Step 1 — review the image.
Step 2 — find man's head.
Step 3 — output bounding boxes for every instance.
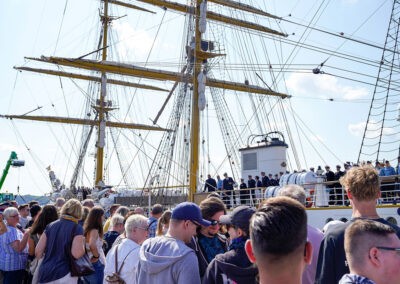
[168,202,211,243]
[385,160,391,167]
[18,204,30,218]
[81,199,94,208]
[344,219,400,284]
[110,213,125,234]
[151,204,163,218]
[245,197,311,279]
[28,201,39,208]
[115,206,130,218]
[261,172,266,176]
[220,205,255,239]
[336,165,341,170]
[340,166,380,202]
[277,184,306,206]
[125,214,149,245]
[207,174,211,179]
[248,175,252,179]
[109,204,121,216]
[223,173,228,178]
[55,197,65,209]
[133,206,145,215]
[199,197,226,237]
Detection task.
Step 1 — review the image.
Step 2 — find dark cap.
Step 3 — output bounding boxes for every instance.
[336,165,341,168]
[219,205,255,234]
[172,202,211,227]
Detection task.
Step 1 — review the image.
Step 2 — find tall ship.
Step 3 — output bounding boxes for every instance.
[1,0,399,228]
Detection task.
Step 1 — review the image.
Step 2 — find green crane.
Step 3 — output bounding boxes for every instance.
[0,151,25,190]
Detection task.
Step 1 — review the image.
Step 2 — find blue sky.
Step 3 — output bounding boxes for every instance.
[0,0,395,195]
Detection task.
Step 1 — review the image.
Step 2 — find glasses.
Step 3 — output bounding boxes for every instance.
[376,246,400,252]
[136,226,149,231]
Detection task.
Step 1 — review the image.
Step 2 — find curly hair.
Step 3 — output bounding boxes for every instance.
[340,166,380,201]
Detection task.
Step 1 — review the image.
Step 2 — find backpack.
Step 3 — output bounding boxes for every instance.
[105,244,137,284]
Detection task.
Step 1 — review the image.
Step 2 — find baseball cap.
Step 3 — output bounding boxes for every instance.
[219,205,255,234]
[172,202,211,227]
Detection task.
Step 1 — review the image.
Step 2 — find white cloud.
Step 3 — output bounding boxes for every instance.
[113,22,156,59]
[286,73,368,101]
[348,120,395,137]
[0,143,22,152]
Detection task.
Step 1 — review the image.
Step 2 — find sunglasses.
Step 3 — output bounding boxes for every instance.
[209,220,221,226]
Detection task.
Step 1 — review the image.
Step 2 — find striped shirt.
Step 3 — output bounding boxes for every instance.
[0,225,28,271]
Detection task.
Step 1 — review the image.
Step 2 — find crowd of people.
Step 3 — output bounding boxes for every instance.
[0,165,400,283]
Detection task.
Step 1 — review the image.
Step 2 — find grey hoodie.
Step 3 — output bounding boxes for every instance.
[136,236,201,284]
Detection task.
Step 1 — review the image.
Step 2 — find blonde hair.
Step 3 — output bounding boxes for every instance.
[60,198,83,219]
[340,166,380,201]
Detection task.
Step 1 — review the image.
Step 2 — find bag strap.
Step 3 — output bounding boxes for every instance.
[115,244,139,274]
[114,244,119,274]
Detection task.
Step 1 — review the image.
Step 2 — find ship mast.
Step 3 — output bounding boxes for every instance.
[3,0,289,198]
[189,0,203,202]
[95,0,110,187]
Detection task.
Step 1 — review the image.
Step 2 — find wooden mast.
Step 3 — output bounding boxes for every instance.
[188,0,203,202]
[95,0,110,187]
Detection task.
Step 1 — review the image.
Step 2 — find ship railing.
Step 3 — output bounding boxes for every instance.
[198,178,400,209]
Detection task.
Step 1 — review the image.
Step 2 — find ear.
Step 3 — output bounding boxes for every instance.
[236,227,244,237]
[346,189,353,200]
[304,241,313,265]
[245,239,256,263]
[368,247,382,267]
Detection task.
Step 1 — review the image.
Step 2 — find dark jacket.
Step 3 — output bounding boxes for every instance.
[204,178,217,192]
[316,218,400,284]
[202,246,258,284]
[188,234,229,278]
[261,175,269,187]
[222,177,235,191]
[247,179,256,189]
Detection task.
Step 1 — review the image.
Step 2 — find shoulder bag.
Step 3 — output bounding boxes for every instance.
[68,224,95,277]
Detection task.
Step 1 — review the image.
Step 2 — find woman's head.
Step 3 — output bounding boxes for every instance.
[156,210,172,236]
[84,206,105,237]
[3,207,19,226]
[60,199,83,220]
[31,205,59,235]
[80,206,90,224]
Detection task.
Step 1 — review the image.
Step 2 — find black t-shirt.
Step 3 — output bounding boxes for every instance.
[315,217,400,284]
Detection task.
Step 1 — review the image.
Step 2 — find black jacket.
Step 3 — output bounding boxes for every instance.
[316,218,400,284]
[202,246,258,284]
[204,178,217,192]
[188,234,229,278]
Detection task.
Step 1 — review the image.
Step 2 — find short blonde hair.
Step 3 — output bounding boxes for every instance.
[125,215,148,238]
[60,199,83,219]
[340,166,380,201]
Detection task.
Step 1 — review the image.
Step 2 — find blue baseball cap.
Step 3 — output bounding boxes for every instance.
[172,202,211,227]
